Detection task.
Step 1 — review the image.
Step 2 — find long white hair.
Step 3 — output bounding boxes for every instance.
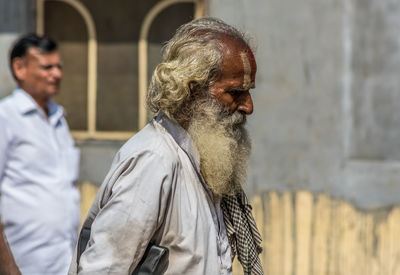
[146,17,249,127]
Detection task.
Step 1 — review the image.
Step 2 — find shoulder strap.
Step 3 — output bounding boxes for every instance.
[77,226,91,264]
[75,195,99,265]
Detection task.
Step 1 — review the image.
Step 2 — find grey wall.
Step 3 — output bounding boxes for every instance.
[0,0,36,98]
[208,0,400,209]
[76,140,124,185]
[0,34,16,98]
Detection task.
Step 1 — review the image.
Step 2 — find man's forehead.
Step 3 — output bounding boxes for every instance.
[217,35,257,86]
[240,51,255,89]
[26,47,44,57]
[26,48,60,62]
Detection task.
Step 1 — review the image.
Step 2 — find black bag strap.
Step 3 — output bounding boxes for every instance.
[131,244,169,275]
[76,224,168,274]
[76,226,91,265]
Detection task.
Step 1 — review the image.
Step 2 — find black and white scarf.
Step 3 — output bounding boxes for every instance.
[221,189,263,275]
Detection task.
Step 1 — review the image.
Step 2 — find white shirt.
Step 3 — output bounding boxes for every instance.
[69,113,232,275]
[0,89,80,275]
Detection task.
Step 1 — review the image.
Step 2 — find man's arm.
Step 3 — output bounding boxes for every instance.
[0,116,8,181]
[0,117,19,274]
[77,151,172,274]
[0,222,20,275]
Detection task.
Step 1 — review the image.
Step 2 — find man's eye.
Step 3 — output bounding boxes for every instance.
[228,90,247,97]
[228,90,239,95]
[41,64,62,70]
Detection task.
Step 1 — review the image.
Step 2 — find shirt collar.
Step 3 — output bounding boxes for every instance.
[48,100,65,126]
[155,111,218,200]
[13,88,65,125]
[155,111,201,174]
[13,88,38,114]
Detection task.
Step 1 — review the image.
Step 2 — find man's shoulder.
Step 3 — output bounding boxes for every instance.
[114,120,181,167]
[0,93,17,119]
[98,121,183,200]
[0,92,14,107]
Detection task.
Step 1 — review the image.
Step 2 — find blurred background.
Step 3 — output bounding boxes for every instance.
[1,0,400,274]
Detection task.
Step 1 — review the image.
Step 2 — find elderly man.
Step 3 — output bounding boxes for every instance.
[0,34,80,275]
[71,17,262,275]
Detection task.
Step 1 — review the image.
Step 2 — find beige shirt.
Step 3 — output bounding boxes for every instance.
[69,113,232,275]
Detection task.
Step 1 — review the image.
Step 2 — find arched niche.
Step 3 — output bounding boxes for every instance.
[37,0,97,135]
[138,0,204,128]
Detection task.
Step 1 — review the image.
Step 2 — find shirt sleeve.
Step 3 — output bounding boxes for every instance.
[0,117,10,182]
[78,150,174,274]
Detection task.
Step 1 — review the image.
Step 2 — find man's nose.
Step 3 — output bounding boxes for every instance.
[51,66,62,79]
[237,92,253,115]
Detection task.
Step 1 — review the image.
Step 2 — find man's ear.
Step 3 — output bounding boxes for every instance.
[12,58,26,81]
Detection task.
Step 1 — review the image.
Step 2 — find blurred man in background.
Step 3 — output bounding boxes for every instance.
[0,33,80,275]
[71,17,262,275]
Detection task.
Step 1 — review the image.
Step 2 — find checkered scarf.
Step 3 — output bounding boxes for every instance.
[221,189,263,275]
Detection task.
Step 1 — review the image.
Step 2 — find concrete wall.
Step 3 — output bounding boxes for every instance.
[0,0,36,98]
[208,0,400,209]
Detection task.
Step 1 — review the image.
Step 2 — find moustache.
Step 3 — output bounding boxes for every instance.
[231,111,246,125]
[219,110,246,126]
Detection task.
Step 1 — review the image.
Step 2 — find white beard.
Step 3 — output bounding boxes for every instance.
[187,98,251,196]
